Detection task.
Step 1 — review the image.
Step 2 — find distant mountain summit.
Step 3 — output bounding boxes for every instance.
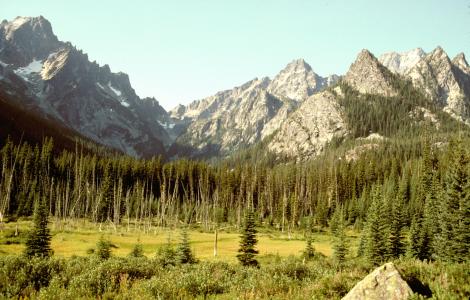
[267,58,338,102]
[0,16,171,157]
[169,59,339,158]
[1,16,469,160]
[379,48,425,74]
[379,46,470,123]
[344,49,396,97]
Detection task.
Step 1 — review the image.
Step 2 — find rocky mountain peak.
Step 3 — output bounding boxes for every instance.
[0,16,59,66]
[428,46,450,63]
[285,58,312,71]
[356,49,376,62]
[267,58,334,102]
[452,52,470,75]
[345,49,396,96]
[379,47,426,74]
[1,16,56,42]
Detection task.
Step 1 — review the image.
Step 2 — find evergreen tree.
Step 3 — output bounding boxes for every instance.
[438,139,470,262]
[237,210,259,267]
[332,208,348,264]
[129,239,145,258]
[24,198,52,258]
[356,222,367,257]
[365,186,390,265]
[407,215,422,259]
[96,236,112,260]
[303,235,316,260]
[176,227,196,264]
[389,176,407,258]
[422,175,441,260]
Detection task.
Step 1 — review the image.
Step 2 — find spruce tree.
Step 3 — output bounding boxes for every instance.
[332,208,348,264]
[24,198,52,258]
[176,227,196,264]
[389,176,407,258]
[438,139,470,262]
[96,236,112,260]
[365,186,390,265]
[237,210,259,267]
[129,239,144,258]
[303,235,316,260]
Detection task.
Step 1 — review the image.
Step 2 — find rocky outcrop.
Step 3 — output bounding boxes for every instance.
[0,16,171,157]
[172,78,284,156]
[379,48,425,75]
[170,58,339,158]
[268,90,348,159]
[342,263,413,300]
[405,47,470,123]
[344,49,397,97]
[267,58,337,102]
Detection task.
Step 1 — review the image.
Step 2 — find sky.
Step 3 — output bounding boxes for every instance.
[2,0,470,110]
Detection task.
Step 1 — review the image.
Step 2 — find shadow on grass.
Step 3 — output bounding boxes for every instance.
[405,276,433,298]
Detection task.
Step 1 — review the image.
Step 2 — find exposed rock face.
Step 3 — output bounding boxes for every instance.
[342,263,413,300]
[268,90,348,159]
[0,16,171,157]
[345,143,380,162]
[405,47,470,123]
[170,59,339,158]
[345,49,397,97]
[379,48,426,75]
[267,58,337,102]
[171,78,285,156]
[409,106,440,129]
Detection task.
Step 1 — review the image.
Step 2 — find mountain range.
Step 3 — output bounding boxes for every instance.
[1,16,469,160]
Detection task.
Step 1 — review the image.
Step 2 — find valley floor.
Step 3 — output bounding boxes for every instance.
[0,219,469,299]
[0,219,357,260]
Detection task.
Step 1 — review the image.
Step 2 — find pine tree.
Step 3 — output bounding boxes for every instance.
[438,139,470,262]
[421,175,441,260]
[129,239,144,258]
[332,208,348,264]
[237,210,259,267]
[176,227,196,264]
[303,235,316,260]
[96,236,112,260]
[389,176,407,258]
[24,198,52,258]
[407,215,422,258]
[365,186,390,265]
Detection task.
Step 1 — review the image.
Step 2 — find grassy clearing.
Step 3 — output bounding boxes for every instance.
[0,219,359,261]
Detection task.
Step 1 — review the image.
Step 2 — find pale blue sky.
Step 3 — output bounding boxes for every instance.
[2,0,470,109]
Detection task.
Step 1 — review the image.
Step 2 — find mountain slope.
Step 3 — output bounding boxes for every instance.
[378,48,425,74]
[169,59,339,158]
[0,83,108,154]
[267,90,348,159]
[344,49,397,97]
[0,16,170,158]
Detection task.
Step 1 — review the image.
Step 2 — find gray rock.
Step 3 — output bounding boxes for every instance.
[405,47,470,123]
[268,90,348,160]
[379,48,426,75]
[344,49,396,97]
[0,16,171,158]
[342,262,413,300]
[267,58,336,102]
[170,59,339,158]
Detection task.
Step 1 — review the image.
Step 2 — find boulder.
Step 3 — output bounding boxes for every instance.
[342,262,413,300]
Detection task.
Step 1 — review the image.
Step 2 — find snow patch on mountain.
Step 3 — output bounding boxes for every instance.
[14,59,43,79]
[108,82,122,97]
[158,121,175,129]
